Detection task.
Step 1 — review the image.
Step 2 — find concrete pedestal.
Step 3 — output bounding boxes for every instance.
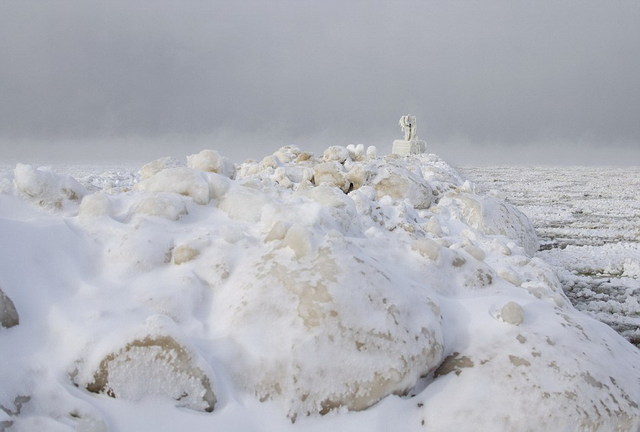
[392,139,426,156]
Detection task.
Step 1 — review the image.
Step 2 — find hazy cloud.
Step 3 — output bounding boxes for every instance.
[1,1,639,164]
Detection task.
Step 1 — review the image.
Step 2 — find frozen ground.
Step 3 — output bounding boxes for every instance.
[1,151,639,431]
[461,166,640,346]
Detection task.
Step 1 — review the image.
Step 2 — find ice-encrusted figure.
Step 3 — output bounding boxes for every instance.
[399,115,417,141]
[392,115,426,156]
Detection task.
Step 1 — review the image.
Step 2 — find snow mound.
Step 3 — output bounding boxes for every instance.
[0,146,639,431]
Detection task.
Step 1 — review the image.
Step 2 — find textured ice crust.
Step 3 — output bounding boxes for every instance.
[0,146,639,431]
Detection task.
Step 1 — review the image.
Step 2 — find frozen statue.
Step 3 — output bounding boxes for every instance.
[392,115,426,156]
[399,115,417,141]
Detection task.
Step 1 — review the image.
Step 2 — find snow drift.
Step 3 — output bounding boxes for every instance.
[0,145,638,431]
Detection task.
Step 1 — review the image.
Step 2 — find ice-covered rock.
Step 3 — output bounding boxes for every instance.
[187,149,236,179]
[313,161,350,192]
[322,145,350,164]
[172,244,200,265]
[13,164,87,211]
[419,308,640,431]
[80,335,215,412]
[135,167,211,205]
[139,156,183,179]
[439,192,539,256]
[216,242,444,418]
[369,161,433,209]
[0,287,19,328]
[129,193,188,221]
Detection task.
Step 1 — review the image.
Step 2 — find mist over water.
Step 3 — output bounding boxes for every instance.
[1,1,639,165]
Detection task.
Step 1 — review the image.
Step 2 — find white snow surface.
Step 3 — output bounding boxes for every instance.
[462,166,640,346]
[0,148,639,431]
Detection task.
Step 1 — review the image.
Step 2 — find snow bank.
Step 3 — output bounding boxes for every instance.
[0,145,638,431]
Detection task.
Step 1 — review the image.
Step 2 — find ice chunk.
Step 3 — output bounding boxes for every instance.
[495,301,525,325]
[322,146,350,164]
[139,157,183,179]
[371,164,433,209]
[281,224,313,259]
[172,245,200,265]
[346,163,375,190]
[346,144,366,161]
[273,146,303,164]
[313,162,350,192]
[129,193,188,221]
[187,149,236,179]
[135,167,211,205]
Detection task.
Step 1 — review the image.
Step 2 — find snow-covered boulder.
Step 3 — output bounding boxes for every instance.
[13,164,87,211]
[0,287,19,328]
[135,167,211,205]
[322,145,350,164]
[187,149,236,179]
[312,161,350,192]
[215,241,444,418]
[418,304,640,431]
[440,191,539,256]
[129,193,189,221]
[139,156,183,179]
[79,335,215,412]
[369,161,433,209]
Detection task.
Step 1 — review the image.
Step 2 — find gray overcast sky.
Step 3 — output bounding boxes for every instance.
[1,0,639,165]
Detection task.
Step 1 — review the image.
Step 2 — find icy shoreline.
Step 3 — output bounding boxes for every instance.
[462,166,640,346]
[1,148,639,431]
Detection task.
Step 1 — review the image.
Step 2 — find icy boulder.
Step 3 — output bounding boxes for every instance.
[313,161,350,192]
[13,164,87,211]
[368,160,433,209]
[187,149,236,179]
[139,156,183,180]
[80,336,215,412]
[135,167,211,205]
[0,287,19,328]
[419,303,640,431]
[214,239,445,418]
[129,193,189,221]
[440,191,539,256]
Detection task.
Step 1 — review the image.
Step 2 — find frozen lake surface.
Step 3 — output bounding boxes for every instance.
[461,166,640,346]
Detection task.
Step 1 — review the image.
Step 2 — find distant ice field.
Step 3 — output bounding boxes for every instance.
[461,166,640,346]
